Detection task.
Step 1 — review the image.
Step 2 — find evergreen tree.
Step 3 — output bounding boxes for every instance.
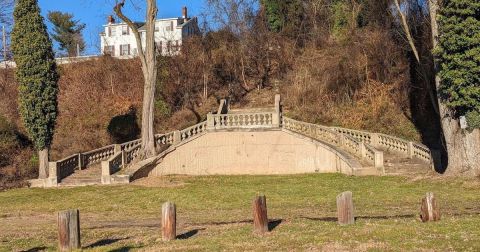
[436,0,480,128]
[261,0,303,36]
[47,11,86,56]
[11,0,59,179]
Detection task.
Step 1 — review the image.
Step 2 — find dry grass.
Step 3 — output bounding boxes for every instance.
[1,174,480,251]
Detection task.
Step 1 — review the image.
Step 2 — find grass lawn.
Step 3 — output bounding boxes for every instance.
[1,174,480,251]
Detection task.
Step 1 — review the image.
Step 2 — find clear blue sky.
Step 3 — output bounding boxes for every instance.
[37,0,205,55]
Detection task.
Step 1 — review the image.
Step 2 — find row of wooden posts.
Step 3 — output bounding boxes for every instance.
[57,191,440,251]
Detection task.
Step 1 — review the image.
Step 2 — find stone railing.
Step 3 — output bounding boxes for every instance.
[282,117,338,145]
[156,132,174,145]
[332,127,372,145]
[81,145,116,167]
[121,139,141,151]
[124,144,142,165]
[180,121,208,142]
[332,126,432,165]
[282,117,383,168]
[48,154,79,184]
[208,112,276,130]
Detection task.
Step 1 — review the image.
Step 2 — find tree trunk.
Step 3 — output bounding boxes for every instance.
[115,0,157,159]
[140,62,157,158]
[38,148,49,179]
[428,0,480,176]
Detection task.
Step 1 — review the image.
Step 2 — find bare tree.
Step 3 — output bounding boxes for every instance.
[0,0,13,61]
[428,0,480,176]
[114,0,158,158]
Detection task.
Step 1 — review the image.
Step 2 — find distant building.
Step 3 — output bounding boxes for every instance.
[100,7,199,57]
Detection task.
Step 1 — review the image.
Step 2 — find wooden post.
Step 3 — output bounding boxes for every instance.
[337,191,355,225]
[57,209,81,251]
[420,192,440,222]
[162,202,176,241]
[253,195,268,234]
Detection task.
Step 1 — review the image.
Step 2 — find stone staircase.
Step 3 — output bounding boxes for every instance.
[58,164,102,187]
[28,94,435,188]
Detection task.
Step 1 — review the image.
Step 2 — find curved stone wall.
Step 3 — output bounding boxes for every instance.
[150,129,361,176]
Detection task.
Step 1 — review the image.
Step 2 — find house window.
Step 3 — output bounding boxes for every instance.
[104,45,114,56]
[122,25,129,35]
[166,21,174,31]
[155,25,159,32]
[108,26,116,37]
[120,44,130,56]
[175,40,179,51]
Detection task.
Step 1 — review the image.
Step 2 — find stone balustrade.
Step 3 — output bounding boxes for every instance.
[208,112,276,130]
[47,154,79,186]
[332,126,432,165]
[180,122,208,142]
[81,145,116,167]
[282,117,383,168]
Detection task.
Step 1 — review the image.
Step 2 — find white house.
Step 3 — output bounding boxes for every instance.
[100,7,199,57]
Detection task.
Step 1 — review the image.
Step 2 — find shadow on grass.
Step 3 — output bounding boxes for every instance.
[177,228,206,240]
[301,214,415,222]
[109,245,143,252]
[84,237,129,249]
[268,219,283,231]
[21,247,47,252]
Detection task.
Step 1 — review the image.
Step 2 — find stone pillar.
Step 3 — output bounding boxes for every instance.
[360,143,367,159]
[374,150,384,173]
[207,113,214,130]
[101,161,111,184]
[407,141,415,159]
[173,130,181,145]
[77,153,84,170]
[47,162,59,187]
[370,133,380,148]
[113,144,122,154]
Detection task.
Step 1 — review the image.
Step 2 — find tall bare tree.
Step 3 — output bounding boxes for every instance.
[114,0,158,158]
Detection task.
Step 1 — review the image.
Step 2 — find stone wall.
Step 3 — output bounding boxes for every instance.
[150,129,359,176]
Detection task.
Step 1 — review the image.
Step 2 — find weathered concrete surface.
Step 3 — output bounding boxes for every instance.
[151,129,360,176]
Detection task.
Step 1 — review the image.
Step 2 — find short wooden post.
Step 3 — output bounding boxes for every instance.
[57,209,81,251]
[253,195,268,234]
[420,192,440,222]
[337,191,355,225]
[162,202,176,241]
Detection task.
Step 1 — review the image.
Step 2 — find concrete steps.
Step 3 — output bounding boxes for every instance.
[59,164,103,187]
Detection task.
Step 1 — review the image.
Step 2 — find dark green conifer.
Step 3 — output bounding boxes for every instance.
[11,0,59,178]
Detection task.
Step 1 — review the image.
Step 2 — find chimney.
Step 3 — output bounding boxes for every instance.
[108,15,115,24]
[182,6,188,21]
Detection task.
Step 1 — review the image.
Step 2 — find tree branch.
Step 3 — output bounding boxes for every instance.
[114,0,146,66]
[394,0,420,63]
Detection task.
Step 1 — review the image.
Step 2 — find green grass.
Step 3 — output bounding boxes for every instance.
[1,174,480,251]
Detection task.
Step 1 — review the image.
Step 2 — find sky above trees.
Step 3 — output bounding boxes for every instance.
[37,0,204,55]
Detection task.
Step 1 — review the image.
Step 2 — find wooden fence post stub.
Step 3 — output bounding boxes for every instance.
[57,209,81,251]
[253,195,268,234]
[337,191,355,225]
[162,202,177,241]
[420,192,440,222]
